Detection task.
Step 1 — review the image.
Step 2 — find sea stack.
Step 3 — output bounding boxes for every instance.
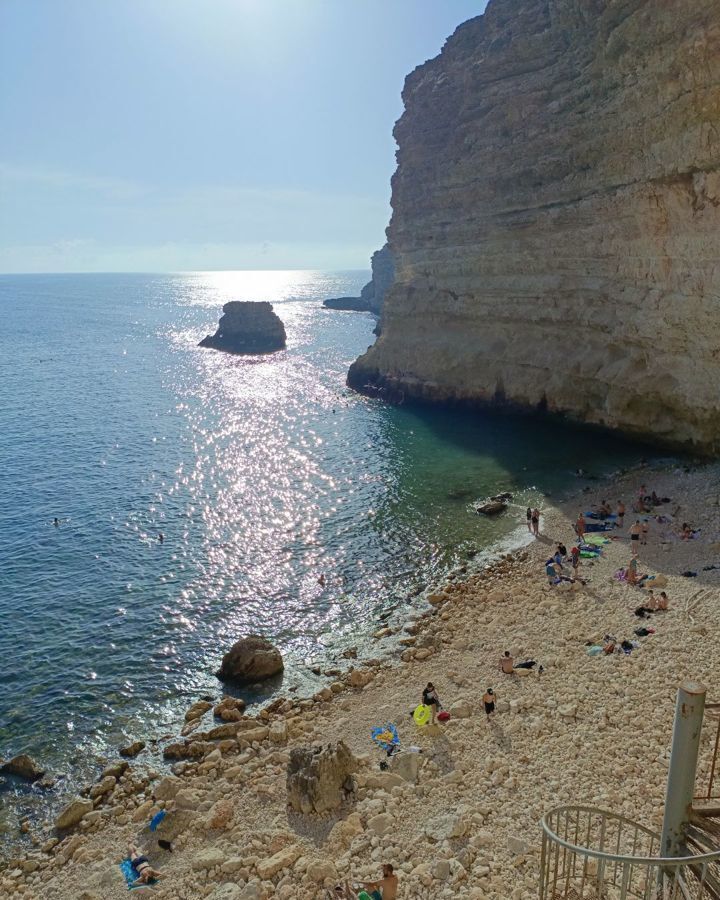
[348,0,720,453]
[199,301,286,354]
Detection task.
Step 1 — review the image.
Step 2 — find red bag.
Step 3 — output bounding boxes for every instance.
[437,711,451,722]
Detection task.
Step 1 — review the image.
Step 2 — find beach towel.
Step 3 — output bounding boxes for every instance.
[587,645,603,656]
[149,810,166,832]
[120,858,156,889]
[585,522,614,533]
[584,534,610,546]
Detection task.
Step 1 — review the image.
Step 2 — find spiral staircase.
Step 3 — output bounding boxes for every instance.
[539,686,720,900]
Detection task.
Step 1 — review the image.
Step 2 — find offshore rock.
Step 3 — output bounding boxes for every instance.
[199,301,286,354]
[216,634,284,685]
[348,0,720,453]
[286,741,358,814]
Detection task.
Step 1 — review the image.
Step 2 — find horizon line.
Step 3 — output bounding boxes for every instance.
[0,267,372,277]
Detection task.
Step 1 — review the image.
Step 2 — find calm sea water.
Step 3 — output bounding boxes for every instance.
[0,271,651,841]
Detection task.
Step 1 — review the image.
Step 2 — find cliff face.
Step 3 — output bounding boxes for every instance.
[359,244,395,317]
[323,244,395,320]
[349,0,720,452]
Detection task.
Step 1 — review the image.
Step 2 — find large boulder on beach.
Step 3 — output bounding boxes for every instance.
[286,741,359,814]
[199,301,286,354]
[0,754,45,782]
[216,634,284,684]
[55,798,93,830]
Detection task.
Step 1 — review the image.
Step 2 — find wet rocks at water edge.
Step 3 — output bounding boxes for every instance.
[216,634,284,685]
[0,754,45,782]
[199,301,286,354]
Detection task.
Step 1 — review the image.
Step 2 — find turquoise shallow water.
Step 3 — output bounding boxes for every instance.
[0,271,651,841]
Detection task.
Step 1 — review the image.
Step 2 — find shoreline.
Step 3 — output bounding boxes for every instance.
[4,459,720,898]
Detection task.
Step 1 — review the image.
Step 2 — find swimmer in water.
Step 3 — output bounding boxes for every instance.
[158,533,164,544]
[318,574,326,587]
[53,518,60,527]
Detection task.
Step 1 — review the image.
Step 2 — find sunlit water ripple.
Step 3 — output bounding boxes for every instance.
[0,271,651,846]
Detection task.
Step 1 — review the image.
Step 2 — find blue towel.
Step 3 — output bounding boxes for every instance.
[120,858,156,890]
[149,810,166,832]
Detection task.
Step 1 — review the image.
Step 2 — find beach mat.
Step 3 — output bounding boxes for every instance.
[584,535,610,546]
[120,858,156,889]
[585,522,614,533]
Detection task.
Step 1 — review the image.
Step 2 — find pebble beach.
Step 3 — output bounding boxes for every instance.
[3,461,720,900]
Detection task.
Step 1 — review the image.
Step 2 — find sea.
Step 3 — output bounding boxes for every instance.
[0,270,653,846]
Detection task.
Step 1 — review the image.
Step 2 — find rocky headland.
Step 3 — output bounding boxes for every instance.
[3,461,720,898]
[324,245,394,327]
[349,0,720,453]
[199,302,286,355]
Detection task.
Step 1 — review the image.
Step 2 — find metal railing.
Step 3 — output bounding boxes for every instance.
[695,704,720,802]
[540,806,720,899]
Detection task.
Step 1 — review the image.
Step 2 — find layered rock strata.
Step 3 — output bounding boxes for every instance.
[348,0,720,452]
[324,244,394,322]
[199,301,286,354]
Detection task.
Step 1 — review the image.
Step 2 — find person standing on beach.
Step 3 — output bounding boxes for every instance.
[629,520,642,555]
[526,508,533,533]
[422,682,440,725]
[641,520,648,545]
[531,508,540,537]
[483,688,496,721]
[576,513,586,544]
[570,546,580,580]
[617,501,625,527]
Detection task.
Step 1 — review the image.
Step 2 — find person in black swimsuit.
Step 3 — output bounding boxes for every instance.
[129,844,163,885]
[483,688,495,721]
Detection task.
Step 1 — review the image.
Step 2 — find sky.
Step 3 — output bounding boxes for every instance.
[0,0,485,274]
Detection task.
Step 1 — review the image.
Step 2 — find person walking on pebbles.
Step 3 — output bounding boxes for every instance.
[483,687,496,722]
[531,507,541,537]
[575,512,586,544]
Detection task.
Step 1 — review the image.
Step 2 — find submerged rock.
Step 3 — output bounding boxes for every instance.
[216,634,284,685]
[0,754,45,782]
[199,301,286,354]
[119,740,146,758]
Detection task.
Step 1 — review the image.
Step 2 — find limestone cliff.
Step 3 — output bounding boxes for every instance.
[324,244,394,321]
[348,0,720,452]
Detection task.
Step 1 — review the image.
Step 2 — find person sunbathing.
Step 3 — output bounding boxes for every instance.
[656,591,669,610]
[128,844,163,886]
[500,651,515,674]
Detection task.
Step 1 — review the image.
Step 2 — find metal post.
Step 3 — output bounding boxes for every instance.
[660,680,707,857]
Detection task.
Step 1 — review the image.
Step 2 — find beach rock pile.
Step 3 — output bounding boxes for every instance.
[199,302,286,355]
[286,741,359,814]
[216,635,284,685]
